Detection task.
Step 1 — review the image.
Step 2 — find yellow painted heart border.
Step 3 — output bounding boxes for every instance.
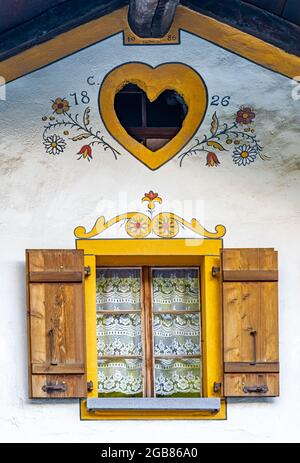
[99,63,208,170]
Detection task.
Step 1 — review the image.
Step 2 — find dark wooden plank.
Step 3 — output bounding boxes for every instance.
[181,0,300,57]
[0,0,66,34]
[0,0,128,61]
[32,363,85,374]
[242,0,286,15]
[224,362,279,373]
[222,269,278,281]
[283,0,300,26]
[128,0,179,38]
[143,266,154,397]
[127,127,180,138]
[29,271,83,283]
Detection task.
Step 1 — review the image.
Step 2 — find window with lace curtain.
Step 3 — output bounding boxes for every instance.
[96,267,202,398]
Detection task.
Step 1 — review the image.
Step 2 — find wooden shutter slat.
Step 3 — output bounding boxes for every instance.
[31,375,86,398]
[224,373,279,397]
[29,271,83,283]
[222,248,278,272]
[223,269,278,281]
[26,250,87,398]
[221,248,279,397]
[31,363,85,374]
[224,362,279,373]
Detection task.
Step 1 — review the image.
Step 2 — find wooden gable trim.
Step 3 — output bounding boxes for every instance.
[1,5,300,85]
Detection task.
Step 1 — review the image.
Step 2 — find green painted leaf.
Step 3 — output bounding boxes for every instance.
[210,112,219,135]
[207,140,225,151]
[83,107,90,127]
[71,133,91,141]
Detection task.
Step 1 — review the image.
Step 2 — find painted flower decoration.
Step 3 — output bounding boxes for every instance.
[142,191,162,210]
[236,106,255,125]
[152,213,178,238]
[43,134,66,155]
[77,145,93,161]
[51,97,70,114]
[125,213,151,238]
[232,144,257,166]
[206,152,220,167]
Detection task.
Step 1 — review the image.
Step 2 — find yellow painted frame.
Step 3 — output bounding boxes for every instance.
[99,62,208,170]
[77,238,226,420]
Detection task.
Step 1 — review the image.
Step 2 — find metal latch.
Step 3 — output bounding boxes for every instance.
[249,329,257,365]
[243,385,269,394]
[42,382,67,393]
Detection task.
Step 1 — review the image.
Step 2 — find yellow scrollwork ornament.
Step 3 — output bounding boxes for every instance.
[74,191,226,240]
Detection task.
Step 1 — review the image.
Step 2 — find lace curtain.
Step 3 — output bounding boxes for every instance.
[98,359,143,397]
[153,313,200,356]
[155,359,201,397]
[96,267,202,397]
[97,313,142,356]
[96,268,141,311]
[152,268,200,311]
[152,269,201,397]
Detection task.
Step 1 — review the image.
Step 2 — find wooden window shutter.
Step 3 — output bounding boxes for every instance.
[26,250,87,398]
[221,248,279,397]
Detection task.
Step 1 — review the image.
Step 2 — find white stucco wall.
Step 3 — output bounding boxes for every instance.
[0,30,300,443]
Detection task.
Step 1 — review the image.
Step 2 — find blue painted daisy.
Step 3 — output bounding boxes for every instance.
[232,144,257,166]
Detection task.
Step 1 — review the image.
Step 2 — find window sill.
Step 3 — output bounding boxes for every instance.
[86,397,220,412]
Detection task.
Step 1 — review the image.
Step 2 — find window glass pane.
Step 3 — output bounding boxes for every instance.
[155,358,202,398]
[146,90,187,127]
[152,268,200,311]
[98,359,143,397]
[96,268,141,311]
[114,91,143,127]
[153,313,200,356]
[97,313,142,357]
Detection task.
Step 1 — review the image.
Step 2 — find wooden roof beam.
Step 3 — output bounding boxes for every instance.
[128,0,179,38]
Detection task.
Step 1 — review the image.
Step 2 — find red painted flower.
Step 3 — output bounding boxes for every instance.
[51,97,70,114]
[144,190,158,201]
[142,191,162,211]
[206,152,220,167]
[236,107,255,125]
[77,145,93,161]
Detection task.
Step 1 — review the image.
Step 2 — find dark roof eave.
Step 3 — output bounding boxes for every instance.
[0,0,129,62]
[182,0,300,57]
[0,0,300,63]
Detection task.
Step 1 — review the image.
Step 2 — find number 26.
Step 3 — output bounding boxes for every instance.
[211,95,231,106]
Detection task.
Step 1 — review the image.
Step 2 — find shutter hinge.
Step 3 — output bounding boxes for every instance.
[213,382,222,393]
[212,266,220,277]
[87,380,94,392]
[84,266,91,277]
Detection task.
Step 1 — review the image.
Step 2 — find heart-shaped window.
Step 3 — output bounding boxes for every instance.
[99,63,208,170]
[114,84,188,151]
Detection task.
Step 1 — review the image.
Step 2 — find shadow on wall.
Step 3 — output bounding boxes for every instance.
[227,397,276,404]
